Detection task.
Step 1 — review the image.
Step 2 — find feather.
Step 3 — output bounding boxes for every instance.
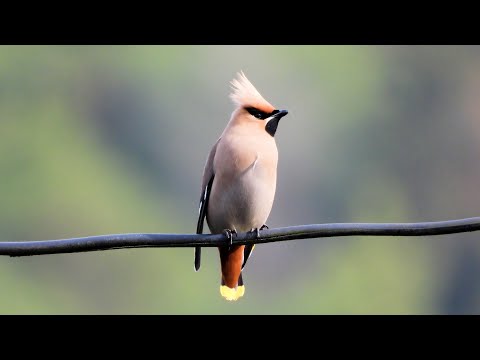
[229,71,275,113]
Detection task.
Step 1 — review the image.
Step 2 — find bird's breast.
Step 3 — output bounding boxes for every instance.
[207,136,278,234]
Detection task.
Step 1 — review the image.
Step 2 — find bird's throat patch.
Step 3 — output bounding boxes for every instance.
[265,118,280,137]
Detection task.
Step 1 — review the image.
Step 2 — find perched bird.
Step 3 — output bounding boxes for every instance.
[195,71,288,301]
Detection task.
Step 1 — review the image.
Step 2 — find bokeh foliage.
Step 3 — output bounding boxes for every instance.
[1,45,479,314]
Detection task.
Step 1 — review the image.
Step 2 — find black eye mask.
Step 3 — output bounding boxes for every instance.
[245,107,287,137]
[246,107,271,120]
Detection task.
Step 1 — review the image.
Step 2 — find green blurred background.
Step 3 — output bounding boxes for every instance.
[1,45,480,314]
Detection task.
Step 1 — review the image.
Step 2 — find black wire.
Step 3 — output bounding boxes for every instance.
[1,217,479,257]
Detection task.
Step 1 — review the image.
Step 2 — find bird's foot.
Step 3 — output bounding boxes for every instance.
[223,229,237,248]
[249,224,269,239]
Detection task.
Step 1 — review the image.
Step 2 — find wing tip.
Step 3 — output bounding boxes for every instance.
[194,246,201,272]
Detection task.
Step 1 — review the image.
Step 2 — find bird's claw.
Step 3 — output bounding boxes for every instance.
[249,224,268,239]
[223,229,237,248]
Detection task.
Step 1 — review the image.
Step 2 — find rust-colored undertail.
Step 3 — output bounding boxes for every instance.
[219,245,246,301]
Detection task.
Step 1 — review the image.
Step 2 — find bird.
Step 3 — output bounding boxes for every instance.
[195,71,288,301]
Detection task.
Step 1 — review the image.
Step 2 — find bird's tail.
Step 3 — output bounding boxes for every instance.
[220,273,245,301]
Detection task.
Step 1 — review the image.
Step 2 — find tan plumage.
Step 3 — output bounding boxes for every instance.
[195,72,288,301]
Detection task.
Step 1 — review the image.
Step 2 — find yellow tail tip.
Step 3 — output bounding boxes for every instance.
[236,285,245,298]
[220,285,245,301]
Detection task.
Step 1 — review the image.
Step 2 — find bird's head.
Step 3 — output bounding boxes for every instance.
[228,71,288,137]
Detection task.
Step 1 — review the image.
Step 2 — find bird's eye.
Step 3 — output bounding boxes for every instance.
[246,107,266,119]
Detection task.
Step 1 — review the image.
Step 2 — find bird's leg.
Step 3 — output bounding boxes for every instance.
[248,224,269,239]
[223,229,237,249]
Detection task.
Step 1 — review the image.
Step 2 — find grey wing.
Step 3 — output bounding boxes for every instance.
[194,138,220,271]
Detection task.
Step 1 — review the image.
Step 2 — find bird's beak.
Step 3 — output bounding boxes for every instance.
[266,109,288,124]
[275,109,289,119]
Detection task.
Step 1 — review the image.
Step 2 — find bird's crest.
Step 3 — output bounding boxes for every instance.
[229,71,275,113]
